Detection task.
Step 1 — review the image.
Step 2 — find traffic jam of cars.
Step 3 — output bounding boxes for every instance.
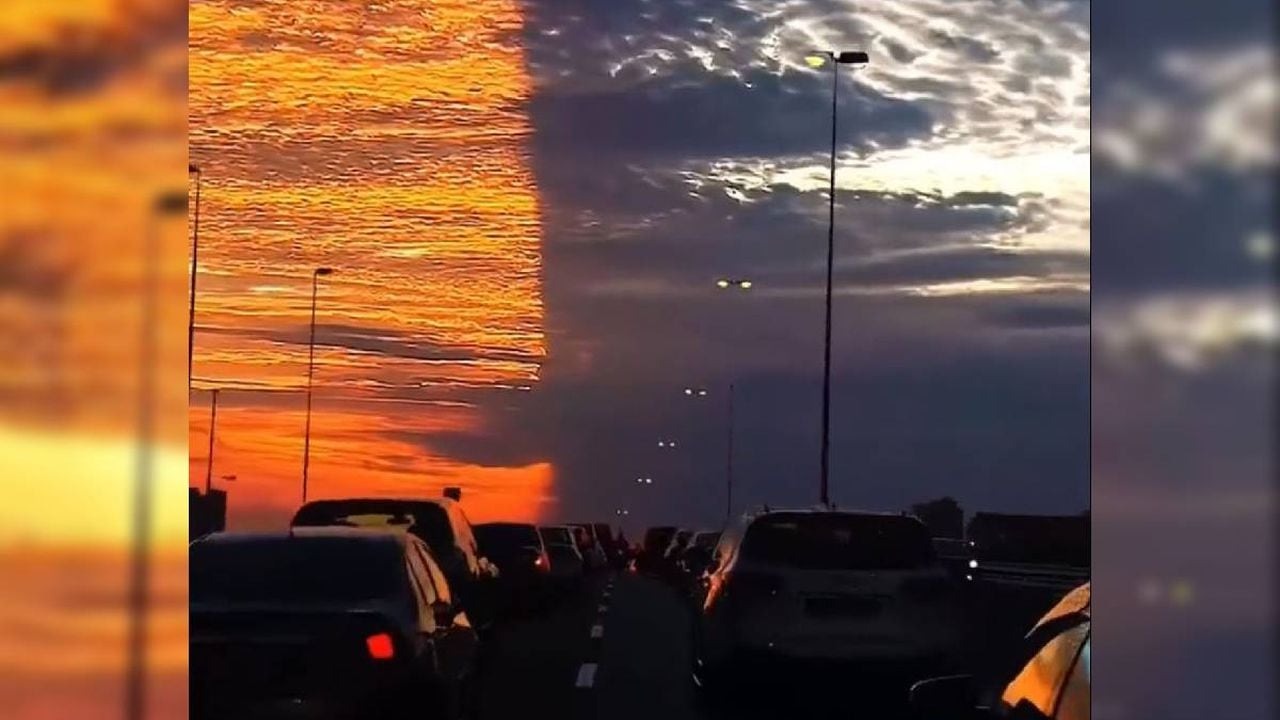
[191,500,1088,719]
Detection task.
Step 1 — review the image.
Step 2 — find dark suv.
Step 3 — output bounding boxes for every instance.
[291,497,500,629]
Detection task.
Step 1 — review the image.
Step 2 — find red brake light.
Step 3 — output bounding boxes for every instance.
[366,632,395,660]
[535,555,546,568]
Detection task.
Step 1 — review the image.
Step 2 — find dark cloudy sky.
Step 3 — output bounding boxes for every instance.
[521,0,1090,526]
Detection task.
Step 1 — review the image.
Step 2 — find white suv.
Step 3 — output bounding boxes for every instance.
[693,509,962,685]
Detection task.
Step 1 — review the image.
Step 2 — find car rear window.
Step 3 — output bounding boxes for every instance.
[694,532,721,549]
[475,524,540,552]
[291,500,453,551]
[540,527,572,545]
[740,513,935,570]
[191,537,404,604]
[643,527,675,551]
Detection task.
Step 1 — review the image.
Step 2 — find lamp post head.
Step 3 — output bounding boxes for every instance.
[153,190,188,214]
[804,51,831,68]
[806,50,868,66]
[315,267,335,277]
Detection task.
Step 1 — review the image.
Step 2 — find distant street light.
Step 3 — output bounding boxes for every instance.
[679,381,738,523]
[716,278,753,290]
[203,388,219,495]
[301,266,336,504]
[806,48,868,508]
[187,163,202,390]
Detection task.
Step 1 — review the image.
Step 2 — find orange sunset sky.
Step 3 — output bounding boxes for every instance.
[188,0,554,528]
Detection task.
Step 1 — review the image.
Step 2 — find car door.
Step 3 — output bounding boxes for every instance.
[995,618,1090,719]
[410,538,478,684]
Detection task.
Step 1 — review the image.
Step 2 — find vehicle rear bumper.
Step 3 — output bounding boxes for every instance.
[719,645,957,685]
[193,674,429,720]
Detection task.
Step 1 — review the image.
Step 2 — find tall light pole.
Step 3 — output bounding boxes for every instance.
[203,388,219,495]
[127,188,187,720]
[725,382,735,523]
[301,267,335,504]
[805,49,868,508]
[681,385,735,524]
[187,163,201,389]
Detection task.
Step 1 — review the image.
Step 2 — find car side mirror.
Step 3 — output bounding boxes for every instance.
[909,675,981,718]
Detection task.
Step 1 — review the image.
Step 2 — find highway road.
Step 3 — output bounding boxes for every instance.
[475,570,1063,720]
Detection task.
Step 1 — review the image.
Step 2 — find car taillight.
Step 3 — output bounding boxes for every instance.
[535,554,547,569]
[365,632,395,660]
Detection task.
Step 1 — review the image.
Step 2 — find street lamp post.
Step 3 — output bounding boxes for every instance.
[204,388,219,495]
[126,189,187,720]
[725,382,735,523]
[187,163,201,388]
[806,49,868,508]
[301,267,335,504]
[681,385,736,524]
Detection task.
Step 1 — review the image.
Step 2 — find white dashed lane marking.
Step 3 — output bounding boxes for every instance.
[575,663,598,688]
[590,624,604,639]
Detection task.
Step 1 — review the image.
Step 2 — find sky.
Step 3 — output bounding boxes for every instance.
[187,0,1091,532]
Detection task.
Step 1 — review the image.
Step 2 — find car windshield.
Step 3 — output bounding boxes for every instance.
[540,526,572,545]
[740,513,935,570]
[191,537,403,604]
[475,523,541,553]
[291,500,453,551]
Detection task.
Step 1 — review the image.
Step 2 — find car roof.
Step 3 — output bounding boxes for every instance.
[194,526,407,546]
[1034,582,1091,629]
[476,521,536,529]
[751,506,908,518]
[295,496,454,510]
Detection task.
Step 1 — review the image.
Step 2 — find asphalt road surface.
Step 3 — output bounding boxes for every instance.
[478,570,703,720]
[478,569,1055,720]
